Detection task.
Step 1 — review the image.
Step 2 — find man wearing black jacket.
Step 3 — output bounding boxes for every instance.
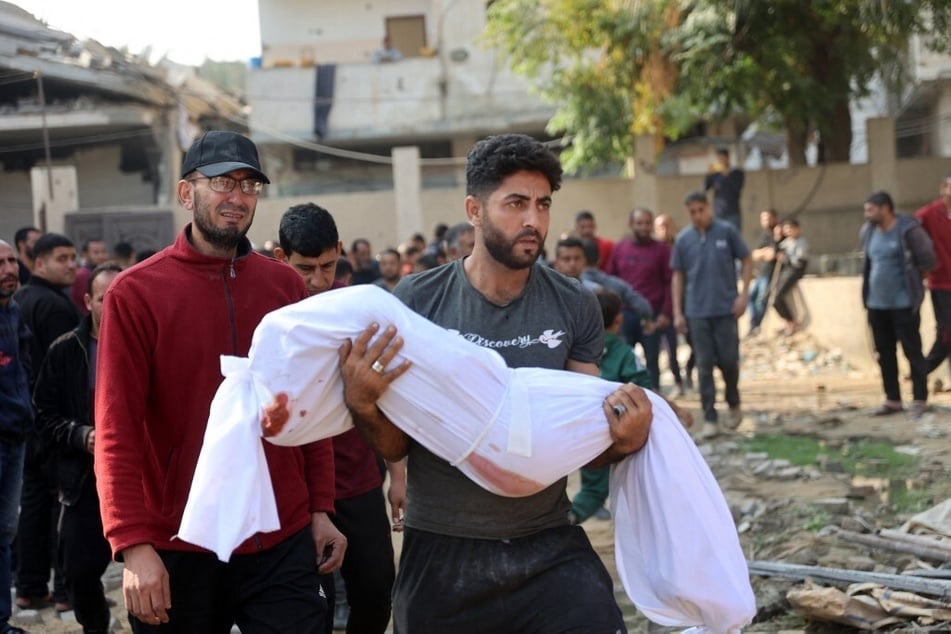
[34,262,121,634]
[12,233,80,612]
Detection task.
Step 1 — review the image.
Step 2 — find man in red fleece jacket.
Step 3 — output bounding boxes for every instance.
[916,173,951,383]
[95,131,343,633]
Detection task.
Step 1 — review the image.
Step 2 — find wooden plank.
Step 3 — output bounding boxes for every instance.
[747,561,951,599]
[878,529,951,555]
[835,528,951,563]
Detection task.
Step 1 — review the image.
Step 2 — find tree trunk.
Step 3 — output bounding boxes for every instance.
[818,98,853,163]
[785,118,809,166]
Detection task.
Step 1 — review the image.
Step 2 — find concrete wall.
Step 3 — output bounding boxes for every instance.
[259,0,436,65]
[33,145,158,237]
[2,144,156,242]
[249,57,551,143]
[160,175,634,254]
[760,276,943,383]
[9,115,950,261]
[237,176,639,255]
[195,188,462,253]
[630,123,951,254]
[0,170,35,243]
[156,146,949,260]
[249,0,552,144]
[257,0,493,67]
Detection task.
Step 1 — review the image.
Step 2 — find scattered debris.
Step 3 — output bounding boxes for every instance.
[746,499,951,630]
[786,581,951,629]
[741,329,856,380]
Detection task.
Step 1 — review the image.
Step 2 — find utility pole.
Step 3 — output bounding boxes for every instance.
[35,70,54,231]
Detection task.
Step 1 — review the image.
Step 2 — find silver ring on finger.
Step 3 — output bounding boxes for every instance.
[371,360,385,374]
[612,403,626,418]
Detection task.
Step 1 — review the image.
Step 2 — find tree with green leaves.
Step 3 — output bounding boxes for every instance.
[485,0,951,169]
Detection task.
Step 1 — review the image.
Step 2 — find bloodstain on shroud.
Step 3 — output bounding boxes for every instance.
[261,392,290,437]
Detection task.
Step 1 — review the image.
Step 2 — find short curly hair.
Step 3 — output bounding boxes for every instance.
[466,134,562,199]
[279,203,339,257]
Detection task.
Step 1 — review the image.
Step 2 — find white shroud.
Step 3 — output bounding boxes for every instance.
[179,285,755,633]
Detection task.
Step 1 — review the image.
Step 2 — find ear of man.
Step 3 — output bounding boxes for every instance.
[464,195,483,226]
[177,180,195,210]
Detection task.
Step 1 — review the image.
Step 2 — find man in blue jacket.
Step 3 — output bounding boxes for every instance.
[861,190,936,420]
[12,232,80,613]
[0,239,32,634]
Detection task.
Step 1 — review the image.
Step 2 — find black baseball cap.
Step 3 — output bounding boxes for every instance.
[181,131,270,183]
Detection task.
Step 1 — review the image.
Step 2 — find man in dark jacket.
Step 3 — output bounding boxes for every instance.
[704,148,745,231]
[13,233,80,612]
[861,190,936,420]
[0,239,32,634]
[13,227,40,287]
[34,262,122,634]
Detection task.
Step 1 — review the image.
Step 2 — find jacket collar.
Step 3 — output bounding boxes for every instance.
[75,314,94,344]
[171,223,254,269]
[26,273,70,293]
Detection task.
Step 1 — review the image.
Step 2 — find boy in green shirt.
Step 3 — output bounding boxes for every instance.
[570,290,653,523]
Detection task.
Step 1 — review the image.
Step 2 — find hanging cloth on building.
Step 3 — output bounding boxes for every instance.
[314,64,336,139]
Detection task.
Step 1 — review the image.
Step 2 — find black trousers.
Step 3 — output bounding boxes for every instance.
[59,474,112,634]
[15,434,66,602]
[393,525,624,634]
[772,267,805,322]
[322,486,395,634]
[925,289,951,374]
[129,527,326,634]
[59,475,112,633]
[868,307,928,402]
[660,325,683,386]
[621,309,661,389]
[688,316,741,423]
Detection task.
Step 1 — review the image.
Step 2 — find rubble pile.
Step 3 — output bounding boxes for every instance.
[697,435,951,631]
[740,328,857,380]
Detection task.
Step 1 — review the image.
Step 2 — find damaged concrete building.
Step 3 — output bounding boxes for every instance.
[0,1,247,251]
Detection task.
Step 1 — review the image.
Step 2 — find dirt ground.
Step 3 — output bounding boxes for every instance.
[585,330,951,633]
[13,330,951,633]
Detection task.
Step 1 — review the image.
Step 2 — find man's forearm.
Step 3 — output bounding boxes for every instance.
[350,406,410,461]
[671,272,684,317]
[587,444,636,469]
[740,257,753,293]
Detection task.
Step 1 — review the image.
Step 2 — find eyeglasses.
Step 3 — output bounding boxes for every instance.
[188,175,265,196]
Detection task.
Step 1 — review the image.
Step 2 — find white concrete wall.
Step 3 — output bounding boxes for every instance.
[158,150,951,263]
[0,170,36,242]
[3,145,159,238]
[911,35,951,83]
[30,166,78,234]
[936,84,951,158]
[249,58,551,142]
[249,0,552,142]
[761,276,944,383]
[259,0,436,65]
[247,187,462,253]
[243,176,652,258]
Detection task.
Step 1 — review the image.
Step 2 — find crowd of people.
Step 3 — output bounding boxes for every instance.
[0,129,948,634]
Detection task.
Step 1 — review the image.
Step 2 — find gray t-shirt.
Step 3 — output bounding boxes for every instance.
[670,220,750,318]
[866,225,911,309]
[392,259,603,539]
